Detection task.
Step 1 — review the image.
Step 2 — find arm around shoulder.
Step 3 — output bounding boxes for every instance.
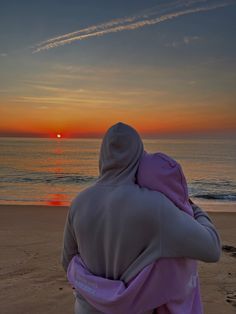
[191,203,221,262]
[160,197,221,263]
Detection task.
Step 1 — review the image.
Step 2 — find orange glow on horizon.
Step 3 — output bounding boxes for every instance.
[1,98,236,138]
[0,119,235,138]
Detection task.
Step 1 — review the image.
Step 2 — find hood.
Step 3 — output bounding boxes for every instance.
[137,152,193,216]
[97,122,144,184]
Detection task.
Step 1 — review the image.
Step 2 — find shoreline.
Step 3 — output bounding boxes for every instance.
[0,201,236,212]
[0,205,235,313]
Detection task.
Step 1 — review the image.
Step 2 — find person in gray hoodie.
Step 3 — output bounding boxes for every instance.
[62,122,221,314]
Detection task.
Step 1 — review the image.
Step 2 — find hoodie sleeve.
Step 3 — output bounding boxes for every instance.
[61,208,78,272]
[160,198,221,262]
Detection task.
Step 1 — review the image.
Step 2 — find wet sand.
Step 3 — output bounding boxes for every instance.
[0,204,235,314]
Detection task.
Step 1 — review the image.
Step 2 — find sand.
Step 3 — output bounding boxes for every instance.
[0,204,235,314]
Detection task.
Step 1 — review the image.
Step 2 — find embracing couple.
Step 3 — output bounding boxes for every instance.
[62,122,221,314]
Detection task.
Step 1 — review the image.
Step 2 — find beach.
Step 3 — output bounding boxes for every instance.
[0,204,235,314]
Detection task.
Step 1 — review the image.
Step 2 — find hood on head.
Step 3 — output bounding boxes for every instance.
[137,152,193,216]
[98,122,144,184]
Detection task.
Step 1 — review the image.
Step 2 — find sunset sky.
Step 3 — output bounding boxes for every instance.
[0,0,236,137]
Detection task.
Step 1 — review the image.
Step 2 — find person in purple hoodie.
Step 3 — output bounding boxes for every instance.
[63,123,221,314]
[137,151,203,313]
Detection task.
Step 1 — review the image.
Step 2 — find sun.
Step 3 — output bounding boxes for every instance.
[57,134,62,138]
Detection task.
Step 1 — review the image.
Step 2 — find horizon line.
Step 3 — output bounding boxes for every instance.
[0,131,235,139]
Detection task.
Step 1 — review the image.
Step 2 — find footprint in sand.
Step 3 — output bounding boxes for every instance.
[222,245,236,258]
[226,292,236,307]
[222,245,236,308]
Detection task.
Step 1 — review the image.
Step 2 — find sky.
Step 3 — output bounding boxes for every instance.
[0,0,236,138]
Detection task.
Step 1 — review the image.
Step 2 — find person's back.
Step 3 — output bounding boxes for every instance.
[66,182,172,281]
[62,122,221,313]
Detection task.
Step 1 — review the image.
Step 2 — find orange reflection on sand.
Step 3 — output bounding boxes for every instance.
[46,193,69,206]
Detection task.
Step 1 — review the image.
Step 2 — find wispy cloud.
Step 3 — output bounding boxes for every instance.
[0,53,8,57]
[34,0,187,48]
[183,35,200,44]
[166,35,201,47]
[37,105,48,110]
[33,0,235,53]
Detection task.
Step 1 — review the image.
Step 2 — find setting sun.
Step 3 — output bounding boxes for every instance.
[57,134,61,138]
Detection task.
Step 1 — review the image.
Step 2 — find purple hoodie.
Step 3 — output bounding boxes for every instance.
[137,152,193,216]
[67,151,203,314]
[137,152,203,313]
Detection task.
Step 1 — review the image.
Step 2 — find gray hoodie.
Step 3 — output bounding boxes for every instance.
[62,122,221,313]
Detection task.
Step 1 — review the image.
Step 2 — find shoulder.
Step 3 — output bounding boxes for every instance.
[116,184,178,221]
[129,184,174,208]
[70,182,179,220]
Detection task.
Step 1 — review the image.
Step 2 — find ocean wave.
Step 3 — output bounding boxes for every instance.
[193,194,236,201]
[0,173,97,184]
[190,179,236,187]
[189,179,236,201]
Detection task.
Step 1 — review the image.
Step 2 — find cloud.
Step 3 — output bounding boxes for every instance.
[166,35,201,47]
[0,53,8,57]
[37,105,48,110]
[183,35,200,44]
[34,0,187,48]
[32,0,235,53]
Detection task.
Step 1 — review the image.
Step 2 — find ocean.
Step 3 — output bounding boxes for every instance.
[0,137,235,210]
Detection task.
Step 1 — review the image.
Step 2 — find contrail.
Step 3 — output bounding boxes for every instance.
[34,0,188,47]
[33,0,235,53]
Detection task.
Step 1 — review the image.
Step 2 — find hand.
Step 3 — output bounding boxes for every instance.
[189,198,194,205]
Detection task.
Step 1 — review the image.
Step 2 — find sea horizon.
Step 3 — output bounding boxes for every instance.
[1,136,235,210]
[0,131,235,140]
